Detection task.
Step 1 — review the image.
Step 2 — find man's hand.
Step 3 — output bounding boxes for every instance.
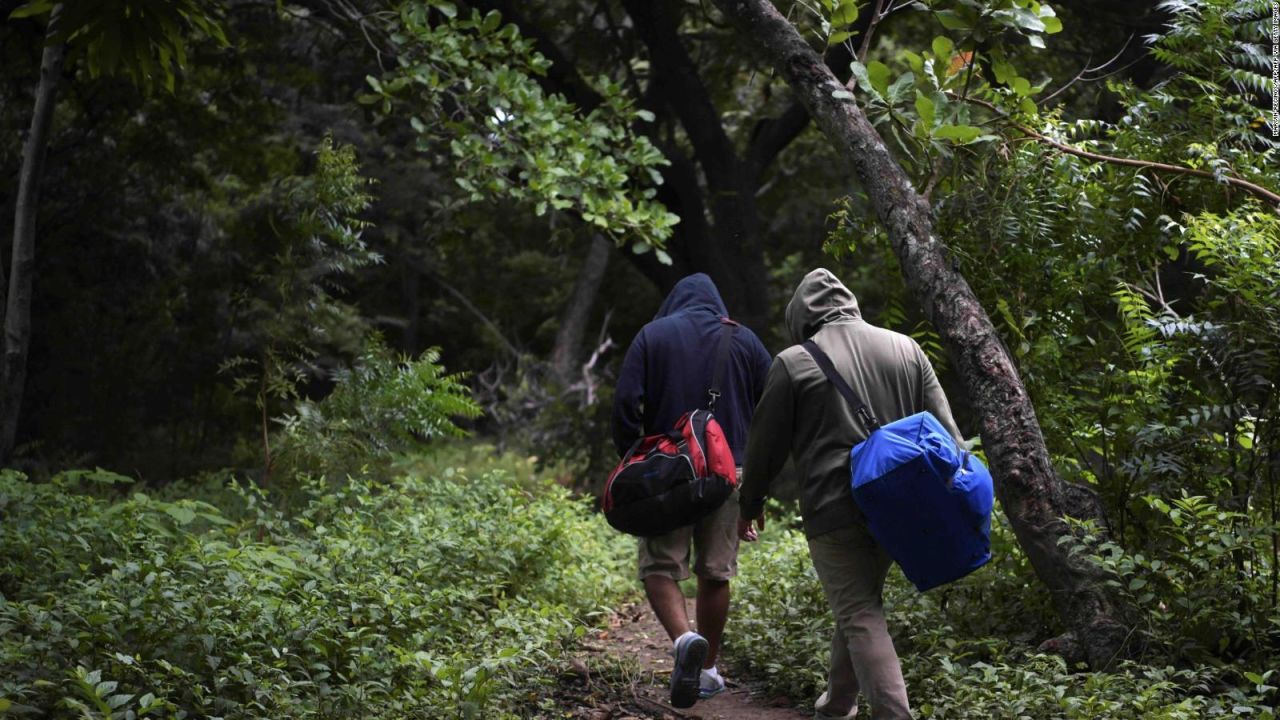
[737,514,765,542]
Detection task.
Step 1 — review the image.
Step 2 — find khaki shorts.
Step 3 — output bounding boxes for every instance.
[638,484,741,583]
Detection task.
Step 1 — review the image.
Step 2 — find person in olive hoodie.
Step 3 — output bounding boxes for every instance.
[738,268,963,720]
[613,273,772,708]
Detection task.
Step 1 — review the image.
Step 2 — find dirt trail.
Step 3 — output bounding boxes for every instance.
[559,600,812,720]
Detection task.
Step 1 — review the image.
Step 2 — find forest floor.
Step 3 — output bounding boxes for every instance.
[554,599,812,720]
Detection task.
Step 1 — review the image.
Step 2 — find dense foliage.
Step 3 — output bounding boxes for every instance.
[2,0,1278,716]
[822,0,1279,668]
[728,508,1279,719]
[0,449,630,718]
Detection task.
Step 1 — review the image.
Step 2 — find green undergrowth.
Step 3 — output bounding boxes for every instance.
[0,446,632,718]
[726,503,1278,720]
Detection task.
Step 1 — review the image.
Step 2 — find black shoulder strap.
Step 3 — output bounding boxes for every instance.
[800,340,881,431]
[707,319,737,411]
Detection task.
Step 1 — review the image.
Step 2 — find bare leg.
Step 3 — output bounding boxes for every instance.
[644,575,692,642]
[695,577,730,668]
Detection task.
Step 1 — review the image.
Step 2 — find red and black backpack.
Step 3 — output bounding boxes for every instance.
[602,320,739,537]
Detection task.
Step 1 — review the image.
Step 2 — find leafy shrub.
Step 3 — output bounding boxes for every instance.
[727,504,1278,719]
[724,520,830,700]
[274,339,482,479]
[1067,493,1279,663]
[218,137,384,477]
[0,452,630,718]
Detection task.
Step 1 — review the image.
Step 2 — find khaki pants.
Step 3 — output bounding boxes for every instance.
[807,525,911,719]
[637,488,741,582]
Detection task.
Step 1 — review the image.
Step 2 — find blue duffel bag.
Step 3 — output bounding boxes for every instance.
[802,341,995,592]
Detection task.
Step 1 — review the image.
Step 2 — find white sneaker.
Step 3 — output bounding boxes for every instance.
[670,633,708,708]
[699,667,726,699]
[814,690,857,719]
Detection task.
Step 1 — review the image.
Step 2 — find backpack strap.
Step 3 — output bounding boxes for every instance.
[800,339,881,431]
[707,319,738,411]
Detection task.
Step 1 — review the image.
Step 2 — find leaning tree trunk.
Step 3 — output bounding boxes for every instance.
[550,234,612,385]
[710,0,1129,668]
[1,15,64,464]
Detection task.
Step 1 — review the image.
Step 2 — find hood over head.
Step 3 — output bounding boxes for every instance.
[655,273,728,320]
[785,268,862,343]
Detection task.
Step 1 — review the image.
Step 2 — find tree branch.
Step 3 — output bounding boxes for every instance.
[743,101,811,180]
[857,0,889,62]
[743,28,857,181]
[622,0,739,182]
[959,94,1280,207]
[709,0,1133,668]
[401,255,522,360]
[473,0,604,112]
[464,0,697,292]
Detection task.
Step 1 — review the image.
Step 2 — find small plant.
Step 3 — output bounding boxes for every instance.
[274,338,481,478]
[0,452,631,718]
[1066,493,1279,663]
[218,137,382,483]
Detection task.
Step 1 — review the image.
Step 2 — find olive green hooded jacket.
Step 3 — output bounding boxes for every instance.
[740,268,963,538]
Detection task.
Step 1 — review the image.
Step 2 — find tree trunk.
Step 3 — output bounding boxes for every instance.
[483,0,826,335]
[622,0,773,331]
[1,16,64,463]
[401,262,421,353]
[709,0,1130,668]
[550,234,611,385]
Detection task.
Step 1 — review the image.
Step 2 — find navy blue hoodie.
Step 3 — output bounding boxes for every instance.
[612,274,773,463]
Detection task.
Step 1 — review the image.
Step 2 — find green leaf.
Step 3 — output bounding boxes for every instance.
[7,1,55,19]
[886,71,915,104]
[915,91,936,128]
[833,0,859,27]
[934,124,982,142]
[1042,15,1063,33]
[931,36,954,61]
[903,50,923,75]
[934,9,970,31]
[848,62,878,100]
[1012,76,1032,96]
[992,58,1016,85]
[1009,8,1046,33]
[866,61,891,98]
[828,30,855,46]
[164,505,197,525]
[480,10,502,33]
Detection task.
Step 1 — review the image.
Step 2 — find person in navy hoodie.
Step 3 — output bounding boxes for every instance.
[612,273,772,708]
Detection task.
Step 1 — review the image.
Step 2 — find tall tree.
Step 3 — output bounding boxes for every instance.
[708,0,1130,666]
[480,0,865,330]
[1,5,63,463]
[550,234,612,385]
[1,0,226,463]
